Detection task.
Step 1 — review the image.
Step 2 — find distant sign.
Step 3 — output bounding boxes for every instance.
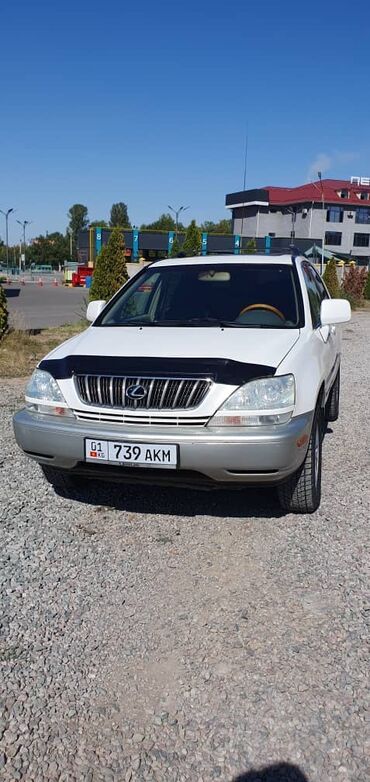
[351,176,370,186]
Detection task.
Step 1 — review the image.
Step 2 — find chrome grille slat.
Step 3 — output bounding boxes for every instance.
[74,375,211,410]
[96,376,103,405]
[171,379,185,408]
[186,379,201,408]
[84,376,91,403]
[159,379,170,407]
[146,378,155,408]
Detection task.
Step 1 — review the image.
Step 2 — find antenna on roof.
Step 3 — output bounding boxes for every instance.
[240,124,249,243]
[242,124,248,192]
[290,244,302,260]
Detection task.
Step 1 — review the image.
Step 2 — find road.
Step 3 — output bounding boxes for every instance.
[4,284,88,329]
[0,313,369,781]
[3,264,145,330]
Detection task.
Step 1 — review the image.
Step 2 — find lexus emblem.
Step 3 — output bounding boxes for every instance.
[126,384,147,400]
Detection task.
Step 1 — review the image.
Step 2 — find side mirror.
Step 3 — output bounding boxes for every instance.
[320,298,351,326]
[86,300,106,323]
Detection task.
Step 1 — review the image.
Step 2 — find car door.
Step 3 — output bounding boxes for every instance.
[301,262,339,396]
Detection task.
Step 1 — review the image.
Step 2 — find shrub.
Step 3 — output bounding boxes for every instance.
[243,238,257,254]
[170,236,184,258]
[363,269,370,300]
[183,220,202,256]
[89,228,128,302]
[340,265,367,308]
[322,257,340,298]
[0,284,8,339]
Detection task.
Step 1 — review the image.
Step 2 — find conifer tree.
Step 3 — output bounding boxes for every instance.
[322,257,340,298]
[182,220,201,256]
[89,229,128,302]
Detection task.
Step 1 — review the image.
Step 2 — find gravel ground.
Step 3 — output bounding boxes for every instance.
[1,313,369,782]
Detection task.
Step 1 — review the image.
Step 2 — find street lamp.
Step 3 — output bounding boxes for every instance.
[0,207,14,274]
[167,205,190,236]
[317,171,325,274]
[16,219,31,272]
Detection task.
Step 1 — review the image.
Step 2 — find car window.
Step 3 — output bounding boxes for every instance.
[99,263,303,329]
[302,262,328,329]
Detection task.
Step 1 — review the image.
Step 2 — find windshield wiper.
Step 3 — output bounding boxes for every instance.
[103,319,292,329]
[158,317,240,327]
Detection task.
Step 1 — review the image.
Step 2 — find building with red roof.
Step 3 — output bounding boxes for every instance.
[225,178,370,260]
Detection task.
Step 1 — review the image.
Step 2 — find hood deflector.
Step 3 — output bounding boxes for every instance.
[39,355,276,386]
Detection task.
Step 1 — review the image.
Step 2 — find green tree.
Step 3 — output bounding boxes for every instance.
[244,238,257,254]
[141,213,179,231]
[201,219,232,234]
[322,257,340,298]
[110,202,131,228]
[182,220,201,256]
[89,220,108,227]
[28,232,70,267]
[89,228,128,302]
[170,236,184,257]
[67,204,88,259]
[0,283,8,338]
[364,269,370,300]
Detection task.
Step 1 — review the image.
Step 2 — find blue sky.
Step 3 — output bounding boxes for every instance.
[1,0,369,243]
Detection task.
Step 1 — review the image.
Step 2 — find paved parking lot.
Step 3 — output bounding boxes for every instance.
[4,284,88,329]
[0,313,369,781]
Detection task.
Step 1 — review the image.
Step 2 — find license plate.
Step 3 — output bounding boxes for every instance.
[84,439,178,469]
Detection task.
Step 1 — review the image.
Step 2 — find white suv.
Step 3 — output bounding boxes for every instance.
[13,253,350,514]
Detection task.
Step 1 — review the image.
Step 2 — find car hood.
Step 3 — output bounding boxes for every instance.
[41,325,300,377]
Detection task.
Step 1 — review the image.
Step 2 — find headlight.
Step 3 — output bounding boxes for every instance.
[25,369,74,417]
[208,374,295,427]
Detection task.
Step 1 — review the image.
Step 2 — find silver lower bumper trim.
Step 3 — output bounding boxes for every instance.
[13,409,314,485]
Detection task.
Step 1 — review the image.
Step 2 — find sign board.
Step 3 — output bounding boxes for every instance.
[168,231,175,256]
[201,232,208,256]
[351,176,370,186]
[132,229,139,259]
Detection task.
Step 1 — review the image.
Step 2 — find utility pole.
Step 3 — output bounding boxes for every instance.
[0,207,14,274]
[167,205,190,236]
[318,171,325,274]
[287,207,297,243]
[16,219,31,271]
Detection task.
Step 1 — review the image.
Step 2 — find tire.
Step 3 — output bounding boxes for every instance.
[325,368,340,422]
[40,465,83,498]
[278,406,323,514]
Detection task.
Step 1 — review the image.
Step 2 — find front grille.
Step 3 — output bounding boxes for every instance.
[74,375,211,410]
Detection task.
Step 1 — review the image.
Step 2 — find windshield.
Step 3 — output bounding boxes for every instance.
[98,263,302,329]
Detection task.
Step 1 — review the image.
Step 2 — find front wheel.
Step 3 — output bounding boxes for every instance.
[278,406,323,514]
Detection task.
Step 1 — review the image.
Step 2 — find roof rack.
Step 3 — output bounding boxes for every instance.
[241,246,306,258]
[289,244,307,259]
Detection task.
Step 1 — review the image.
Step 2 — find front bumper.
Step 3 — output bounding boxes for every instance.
[13,409,314,486]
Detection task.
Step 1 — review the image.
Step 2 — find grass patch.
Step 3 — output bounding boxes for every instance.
[0,320,87,378]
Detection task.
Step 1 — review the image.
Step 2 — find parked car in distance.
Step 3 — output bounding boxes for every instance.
[13,253,351,513]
